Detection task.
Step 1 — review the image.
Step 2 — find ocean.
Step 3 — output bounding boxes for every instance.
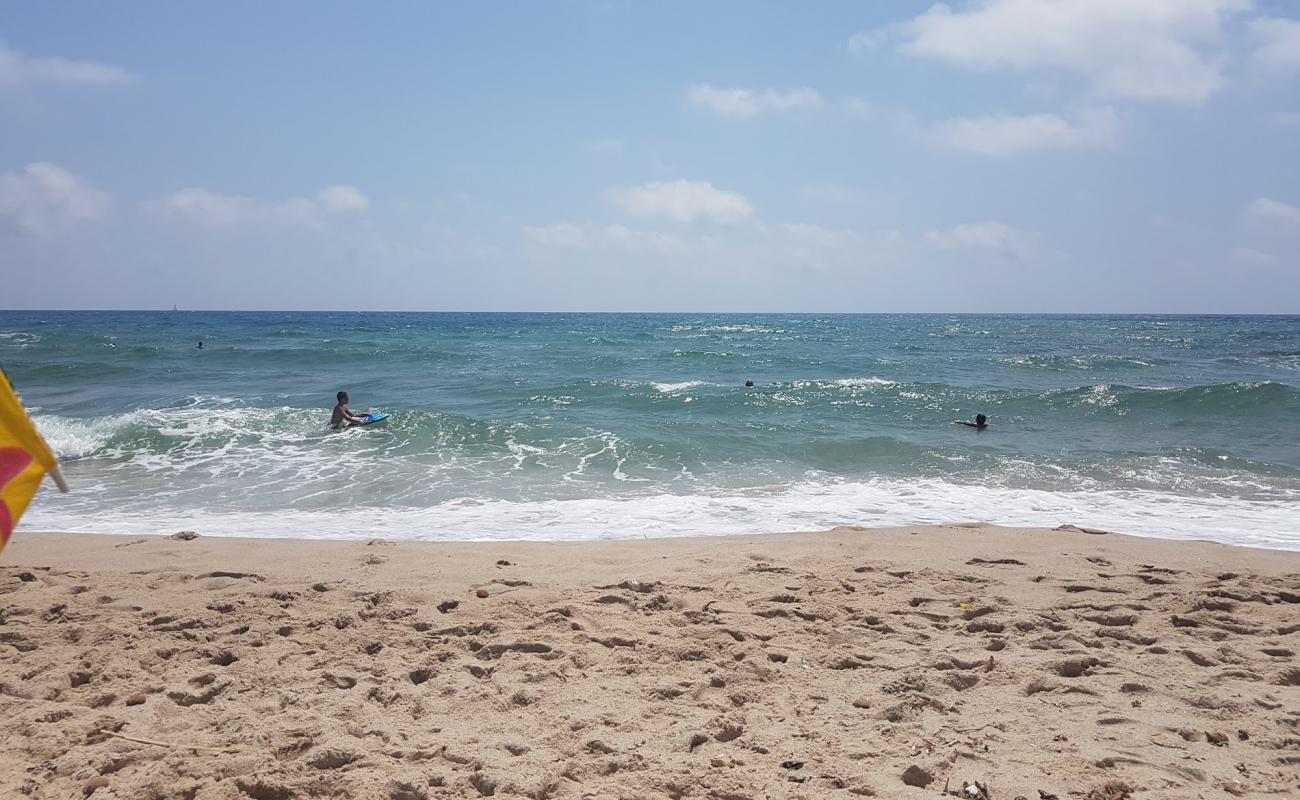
[3,311,1298,549]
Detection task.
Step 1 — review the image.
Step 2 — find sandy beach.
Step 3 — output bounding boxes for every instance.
[2,525,1298,799]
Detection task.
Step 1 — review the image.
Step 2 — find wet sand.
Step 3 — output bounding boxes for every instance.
[2,525,1298,799]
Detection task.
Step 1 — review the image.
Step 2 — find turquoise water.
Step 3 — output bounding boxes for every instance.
[3,311,1298,548]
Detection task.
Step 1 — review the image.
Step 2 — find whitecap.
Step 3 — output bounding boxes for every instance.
[654,381,707,393]
[832,377,896,388]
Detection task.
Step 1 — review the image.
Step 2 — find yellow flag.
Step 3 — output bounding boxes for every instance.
[0,369,67,552]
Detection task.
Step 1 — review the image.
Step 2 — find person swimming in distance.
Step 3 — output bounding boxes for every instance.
[744,379,754,388]
[330,391,368,429]
[196,340,203,350]
[955,413,988,431]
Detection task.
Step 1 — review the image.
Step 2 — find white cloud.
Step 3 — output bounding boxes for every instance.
[602,224,687,254]
[610,180,754,224]
[1229,246,1280,268]
[847,28,887,54]
[166,184,368,227]
[589,139,625,158]
[0,44,134,88]
[316,185,369,213]
[1243,197,1300,229]
[841,97,873,118]
[799,182,872,209]
[929,108,1118,155]
[522,222,590,248]
[0,162,110,235]
[687,84,823,119]
[751,224,909,271]
[273,197,325,228]
[166,188,250,227]
[775,224,877,268]
[924,220,1038,256]
[777,223,862,249]
[1249,17,1300,72]
[521,222,687,254]
[880,0,1248,104]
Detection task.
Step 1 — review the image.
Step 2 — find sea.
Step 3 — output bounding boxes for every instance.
[3,311,1298,549]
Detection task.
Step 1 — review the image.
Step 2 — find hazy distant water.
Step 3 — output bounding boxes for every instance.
[3,311,1298,549]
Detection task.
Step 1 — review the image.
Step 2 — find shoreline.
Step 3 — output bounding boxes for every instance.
[15,515,1300,553]
[3,524,1298,798]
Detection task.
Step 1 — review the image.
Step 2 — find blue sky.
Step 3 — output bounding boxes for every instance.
[2,1,1299,312]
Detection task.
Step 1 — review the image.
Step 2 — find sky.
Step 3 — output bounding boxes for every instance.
[2,1,1300,312]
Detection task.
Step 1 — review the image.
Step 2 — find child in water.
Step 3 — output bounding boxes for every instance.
[330,391,368,429]
[955,413,988,431]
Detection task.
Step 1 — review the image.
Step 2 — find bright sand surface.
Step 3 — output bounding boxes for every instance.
[2,526,1298,799]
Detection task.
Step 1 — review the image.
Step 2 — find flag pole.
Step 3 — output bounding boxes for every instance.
[49,464,69,493]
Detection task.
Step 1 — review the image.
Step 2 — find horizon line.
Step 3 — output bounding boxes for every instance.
[3,309,1300,317]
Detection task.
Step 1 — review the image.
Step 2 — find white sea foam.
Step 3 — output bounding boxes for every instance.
[0,331,41,347]
[21,476,1300,551]
[653,381,707,393]
[33,414,132,460]
[831,378,896,388]
[668,324,778,334]
[33,402,319,461]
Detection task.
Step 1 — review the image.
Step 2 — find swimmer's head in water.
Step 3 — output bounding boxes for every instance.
[976,414,987,427]
[337,391,348,404]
